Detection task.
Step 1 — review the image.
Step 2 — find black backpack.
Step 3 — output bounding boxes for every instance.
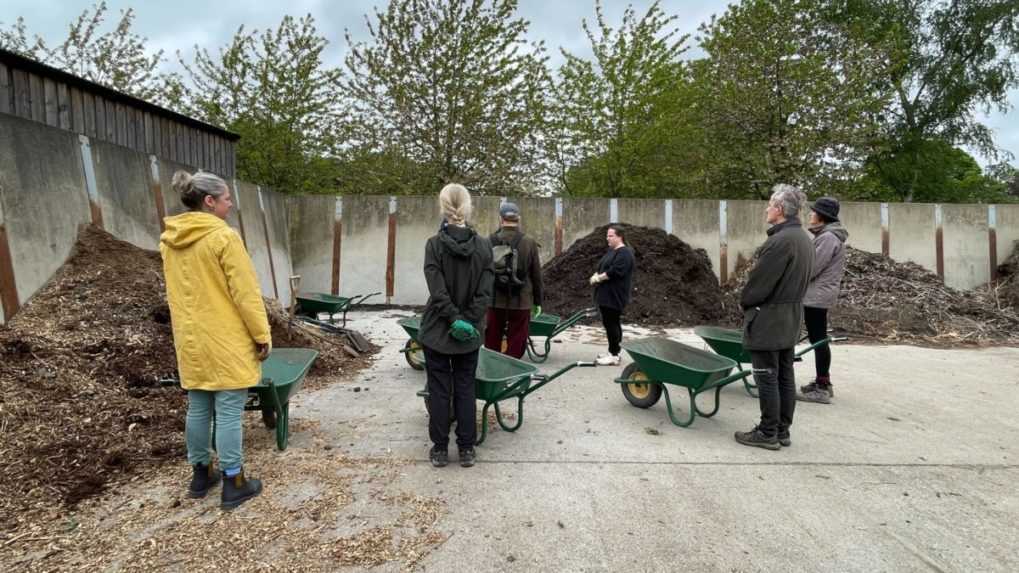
[491,231,526,293]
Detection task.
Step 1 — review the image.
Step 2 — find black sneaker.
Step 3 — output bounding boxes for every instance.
[800,380,835,397]
[734,427,780,450]
[188,463,221,498]
[777,433,792,447]
[459,448,476,468]
[429,447,448,468]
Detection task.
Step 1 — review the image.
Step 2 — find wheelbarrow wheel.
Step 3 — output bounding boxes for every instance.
[620,363,662,408]
[404,339,425,370]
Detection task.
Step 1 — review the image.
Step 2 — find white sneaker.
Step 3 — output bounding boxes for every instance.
[596,354,621,366]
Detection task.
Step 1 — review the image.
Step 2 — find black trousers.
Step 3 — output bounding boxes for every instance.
[599,306,623,356]
[750,349,796,438]
[423,347,478,449]
[804,306,831,379]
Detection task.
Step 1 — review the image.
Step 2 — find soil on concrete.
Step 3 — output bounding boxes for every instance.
[541,224,725,326]
[997,241,1019,310]
[723,245,1019,345]
[0,226,372,530]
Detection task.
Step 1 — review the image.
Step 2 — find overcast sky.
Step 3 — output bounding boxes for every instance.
[4,0,1016,165]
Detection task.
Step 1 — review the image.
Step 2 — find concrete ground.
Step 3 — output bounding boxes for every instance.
[296,310,1019,572]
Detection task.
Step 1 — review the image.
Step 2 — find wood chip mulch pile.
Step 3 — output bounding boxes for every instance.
[722,245,1019,345]
[0,226,374,534]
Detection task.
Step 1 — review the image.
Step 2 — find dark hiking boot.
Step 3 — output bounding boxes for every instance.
[800,379,834,397]
[221,470,263,509]
[188,463,221,498]
[797,388,832,404]
[459,448,476,468]
[734,427,780,450]
[430,447,449,468]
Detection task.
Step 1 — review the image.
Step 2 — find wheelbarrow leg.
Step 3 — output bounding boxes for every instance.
[476,401,494,446]
[493,397,525,432]
[660,385,697,428]
[268,380,290,451]
[693,386,723,418]
[526,337,550,363]
[740,364,758,397]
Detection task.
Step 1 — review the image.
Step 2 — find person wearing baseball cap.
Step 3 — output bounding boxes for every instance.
[485,202,544,359]
[797,196,849,404]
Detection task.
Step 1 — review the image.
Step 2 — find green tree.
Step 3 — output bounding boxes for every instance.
[2,3,167,102]
[694,0,890,199]
[550,1,693,197]
[171,15,344,194]
[340,0,550,196]
[845,0,1019,201]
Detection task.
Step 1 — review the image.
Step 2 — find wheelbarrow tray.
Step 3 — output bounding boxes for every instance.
[528,313,560,338]
[525,307,596,363]
[248,347,319,451]
[693,325,752,364]
[295,292,353,315]
[398,316,421,339]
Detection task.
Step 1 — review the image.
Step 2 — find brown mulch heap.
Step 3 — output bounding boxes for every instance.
[997,241,1019,309]
[0,226,372,530]
[541,224,725,326]
[723,245,1019,345]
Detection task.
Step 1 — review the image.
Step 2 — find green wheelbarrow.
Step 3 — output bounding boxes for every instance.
[295,291,380,327]
[614,337,756,428]
[525,307,598,363]
[416,348,595,445]
[693,326,831,397]
[245,348,319,451]
[397,316,426,370]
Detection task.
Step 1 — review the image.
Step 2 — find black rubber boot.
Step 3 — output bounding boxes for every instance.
[221,470,263,509]
[188,463,221,499]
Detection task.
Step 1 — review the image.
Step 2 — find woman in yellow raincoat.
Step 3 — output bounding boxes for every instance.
[160,169,270,509]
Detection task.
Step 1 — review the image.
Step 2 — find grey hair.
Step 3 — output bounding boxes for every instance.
[172,170,228,211]
[438,183,472,226]
[769,184,806,219]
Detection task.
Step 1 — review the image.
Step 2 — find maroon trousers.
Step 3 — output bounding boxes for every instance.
[484,308,531,359]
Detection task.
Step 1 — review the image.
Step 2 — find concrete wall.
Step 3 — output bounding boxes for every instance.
[0,113,90,322]
[2,112,1016,322]
[91,140,161,250]
[289,194,335,296]
[889,203,936,271]
[839,202,883,254]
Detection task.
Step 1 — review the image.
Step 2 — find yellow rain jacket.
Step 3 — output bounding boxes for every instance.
[160,212,272,391]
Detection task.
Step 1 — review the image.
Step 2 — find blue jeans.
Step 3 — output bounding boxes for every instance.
[186,389,248,472]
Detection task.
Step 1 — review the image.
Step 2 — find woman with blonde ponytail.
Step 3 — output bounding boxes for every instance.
[160,169,270,509]
[418,183,494,468]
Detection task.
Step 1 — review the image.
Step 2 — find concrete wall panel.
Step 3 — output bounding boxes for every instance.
[289,194,335,297]
[338,195,389,302]
[725,200,769,278]
[889,203,936,272]
[511,196,556,265]
[943,204,989,290]
[393,196,436,306]
[617,199,665,230]
[562,198,608,252]
[91,140,160,250]
[673,199,720,279]
[838,202,882,254]
[0,113,90,315]
[234,181,276,300]
[994,205,1019,276]
[262,189,293,306]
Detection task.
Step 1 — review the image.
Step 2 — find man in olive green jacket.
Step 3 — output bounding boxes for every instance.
[735,184,814,451]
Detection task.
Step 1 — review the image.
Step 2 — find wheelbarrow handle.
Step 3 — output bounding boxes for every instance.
[522,361,595,397]
[794,336,831,358]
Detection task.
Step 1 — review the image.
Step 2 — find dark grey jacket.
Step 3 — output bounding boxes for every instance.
[490,226,543,310]
[419,223,494,355]
[803,222,849,309]
[741,219,814,351]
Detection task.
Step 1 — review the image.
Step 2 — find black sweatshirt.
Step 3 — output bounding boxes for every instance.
[594,246,635,311]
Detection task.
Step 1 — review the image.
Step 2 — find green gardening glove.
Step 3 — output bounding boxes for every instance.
[450,319,479,342]
[532,305,542,318]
